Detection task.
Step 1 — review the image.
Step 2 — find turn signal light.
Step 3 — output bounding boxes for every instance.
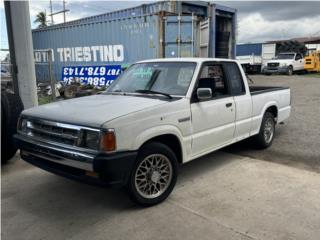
[100,130,116,152]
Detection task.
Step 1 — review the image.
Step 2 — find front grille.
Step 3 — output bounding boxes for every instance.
[25,119,81,146]
[267,62,279,67]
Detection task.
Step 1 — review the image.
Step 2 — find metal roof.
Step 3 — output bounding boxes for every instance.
[266,36,320,44]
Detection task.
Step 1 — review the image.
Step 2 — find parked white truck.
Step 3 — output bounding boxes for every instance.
[236,54,262,73]
[15,58,291,206]
[262,52,305,75]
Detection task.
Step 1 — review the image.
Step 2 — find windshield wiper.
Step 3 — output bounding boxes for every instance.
[105,89,128,95]
[135,89,172,99]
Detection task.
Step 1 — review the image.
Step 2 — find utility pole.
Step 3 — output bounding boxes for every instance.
[4,1,38,108]
[49,0,54,25]
[49,0,69,24]
[63,0,66,23]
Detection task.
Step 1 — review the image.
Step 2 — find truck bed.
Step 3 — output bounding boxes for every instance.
[249,85,291,133]
[249,86,289,95]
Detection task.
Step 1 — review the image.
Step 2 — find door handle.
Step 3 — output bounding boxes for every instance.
[226,103,232,108]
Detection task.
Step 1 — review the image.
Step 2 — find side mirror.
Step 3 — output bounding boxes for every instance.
[197,88,212,101]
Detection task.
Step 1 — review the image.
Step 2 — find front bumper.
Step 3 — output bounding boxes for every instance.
[262,66,288,74]
[14,134,137,187]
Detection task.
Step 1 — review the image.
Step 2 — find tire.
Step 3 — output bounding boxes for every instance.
[287,66,293,76]
[1,90,24,163]
[127,142,178,207]
[253,112,275,149]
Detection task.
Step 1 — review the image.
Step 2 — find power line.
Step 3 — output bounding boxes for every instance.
[49,0,69,24]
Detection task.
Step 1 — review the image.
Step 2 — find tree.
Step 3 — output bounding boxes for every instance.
[34,11,47,28]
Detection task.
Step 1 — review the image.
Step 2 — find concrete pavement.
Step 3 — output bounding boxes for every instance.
[2,151,320,240]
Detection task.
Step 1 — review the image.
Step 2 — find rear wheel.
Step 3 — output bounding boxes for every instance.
[253,112,275,149]
[127,142,178,206]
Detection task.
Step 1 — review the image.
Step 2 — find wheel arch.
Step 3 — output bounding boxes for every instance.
[251,102,279,136]
[142,134,183,165]
[265,105,278,121]
[260,101,278,120]
[133,126,185,164]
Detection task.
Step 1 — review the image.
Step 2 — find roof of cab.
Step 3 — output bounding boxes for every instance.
[137,58,237,64]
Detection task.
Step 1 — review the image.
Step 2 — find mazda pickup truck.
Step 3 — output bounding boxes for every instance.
[15,58,291,206]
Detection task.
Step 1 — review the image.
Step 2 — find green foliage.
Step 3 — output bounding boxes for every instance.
[304,73,320,78]
[38,96,52,105]
[34,12,47,28]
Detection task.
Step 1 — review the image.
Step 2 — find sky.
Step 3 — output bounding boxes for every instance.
[1,0,320,59]
[218,1,320,43]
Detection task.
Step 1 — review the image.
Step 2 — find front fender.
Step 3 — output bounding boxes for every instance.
[132,125,188,162]
[133,125,184,149]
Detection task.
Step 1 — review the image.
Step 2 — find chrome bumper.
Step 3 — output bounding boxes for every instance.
[263,66,288,73]
[15,134,94,171]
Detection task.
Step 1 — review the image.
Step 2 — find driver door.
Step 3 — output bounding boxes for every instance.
[190,62,235,158]
[294,53,304,71]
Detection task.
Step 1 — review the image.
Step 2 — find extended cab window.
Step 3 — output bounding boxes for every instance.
[223,62,245,95]
[198,63,229,98]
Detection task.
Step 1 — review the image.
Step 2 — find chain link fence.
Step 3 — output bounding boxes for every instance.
[34,49,57,102]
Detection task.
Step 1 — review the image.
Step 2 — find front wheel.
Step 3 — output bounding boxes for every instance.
[127,142,178,206]
[253,112,275,149]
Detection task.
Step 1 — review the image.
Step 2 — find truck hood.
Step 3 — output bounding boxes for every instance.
[22,94,168,128]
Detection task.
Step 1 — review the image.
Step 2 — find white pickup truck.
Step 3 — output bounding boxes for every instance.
[262,52,305,75]
[236,54,262,73]
[15,58,291,206]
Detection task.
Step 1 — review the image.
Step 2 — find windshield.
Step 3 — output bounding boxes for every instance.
[106,62,197,96]
[276,54,295,60]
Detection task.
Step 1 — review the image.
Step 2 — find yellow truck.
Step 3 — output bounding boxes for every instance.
[304,50,320,72]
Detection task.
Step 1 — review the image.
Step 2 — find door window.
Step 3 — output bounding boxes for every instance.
[295,54,302,60]
[198,64,229,98]
[223,62,245,95]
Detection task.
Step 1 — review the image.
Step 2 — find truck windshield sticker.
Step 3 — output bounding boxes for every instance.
[132,67,153,78]
[62,65,122,86]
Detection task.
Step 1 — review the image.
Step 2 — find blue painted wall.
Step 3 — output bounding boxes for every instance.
[236,43,262,56]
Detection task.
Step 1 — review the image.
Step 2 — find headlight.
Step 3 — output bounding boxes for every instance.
[81,130,100,150]
[282,63,287,67]
[99,129,116,152]
[17,117,28,132]
[81,129,116,152]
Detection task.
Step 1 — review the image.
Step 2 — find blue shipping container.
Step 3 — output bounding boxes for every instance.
[236,43,262,56]
[32,1,236,83]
